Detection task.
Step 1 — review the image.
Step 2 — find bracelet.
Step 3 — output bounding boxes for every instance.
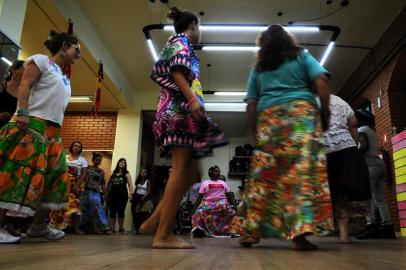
[187,95,197,106]
[16,108,29,116]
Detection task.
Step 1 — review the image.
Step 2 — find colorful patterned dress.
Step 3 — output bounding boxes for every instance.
[81,166,109,232]
[151,33,228,157]
[49,155,87,230]
[232,52,334,240]
[192,180,235,237]
[0,54,71,216]
[0,117,69,216]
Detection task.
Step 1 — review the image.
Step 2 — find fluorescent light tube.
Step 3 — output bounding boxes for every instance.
[163,25,319,32]
[284,26,319,32]
[214,92,246,96]
[147,39,158,62]
[203,46,259,51]
[69,96,93,103]
[320,41,335,66]
[205,102,246,112]
[1,57,12,66]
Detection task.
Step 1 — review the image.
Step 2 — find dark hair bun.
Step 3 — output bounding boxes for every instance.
[43,30,58,50]
[43,30,78,55]
[167,6,183,22]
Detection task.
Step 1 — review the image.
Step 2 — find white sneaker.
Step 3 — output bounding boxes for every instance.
[27,224,65,240]
[0,228,21,244]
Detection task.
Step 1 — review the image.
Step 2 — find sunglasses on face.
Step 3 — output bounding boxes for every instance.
[70,44,81,56]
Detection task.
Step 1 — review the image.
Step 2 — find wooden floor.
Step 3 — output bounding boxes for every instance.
[1,235,406,270]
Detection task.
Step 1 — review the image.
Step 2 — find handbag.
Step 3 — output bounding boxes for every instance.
[136,199,154,213]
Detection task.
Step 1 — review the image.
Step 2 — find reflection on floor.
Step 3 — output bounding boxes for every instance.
[1,235,405,270]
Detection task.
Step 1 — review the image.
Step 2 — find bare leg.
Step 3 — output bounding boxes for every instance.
[140,158,200,235]
[118,218,125,231]
[32,208,49,225]
[338,217,352,243]
[152,148,196,249]
[109,218,116,231]
[73,215,84,234]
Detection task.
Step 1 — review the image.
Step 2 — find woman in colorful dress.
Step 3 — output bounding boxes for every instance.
[107,158,133,233]
[131,168,152,234]
[192,166,236,237]
[50,141,87,234]
[0,30,81,243]
[139,7,227,249]
[81,152,112,234]
[324,95,370,243]
[232,25,334,250]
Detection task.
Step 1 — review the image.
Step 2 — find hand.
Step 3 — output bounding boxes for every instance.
[190,99,205,122]
[0,112,12,122]
[128,193,132,201]
[16,115,29,131]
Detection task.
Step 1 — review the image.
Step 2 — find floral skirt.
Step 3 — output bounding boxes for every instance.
[0,117,69,216]
[192,199,235,236]
[81,190,109,231]
[232,101,334,240]
[49,166,82,230]
[153,88,228,158]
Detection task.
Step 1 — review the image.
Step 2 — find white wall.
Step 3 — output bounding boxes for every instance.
[0,0,27,45]
[153,137,254,198]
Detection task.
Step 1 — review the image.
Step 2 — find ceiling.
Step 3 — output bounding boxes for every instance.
[19,0,125,111]
[17,0,405,135]
[74,0,405,96]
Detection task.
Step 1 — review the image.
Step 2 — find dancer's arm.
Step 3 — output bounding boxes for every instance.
[246,99,257,138]
[172,70,204,122]
[358,132,369,153]
[16,62,41,130]
[225,192,236,207]
[315,75,331,131]
[193,194,204,212]
[348,116,359,143]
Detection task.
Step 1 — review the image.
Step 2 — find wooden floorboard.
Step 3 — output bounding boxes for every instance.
[1,235,406,270]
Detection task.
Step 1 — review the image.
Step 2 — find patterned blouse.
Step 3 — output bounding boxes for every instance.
[151,33,204,104]
[324,95,357,154]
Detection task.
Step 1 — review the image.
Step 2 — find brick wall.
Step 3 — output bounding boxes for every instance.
[61,112,118,150]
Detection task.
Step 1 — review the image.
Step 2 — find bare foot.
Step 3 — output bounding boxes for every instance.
[239,237,260,247]
[339,237,353,244]
[292,236,319,250]
[153,235,196,249]
[139,218,159,235]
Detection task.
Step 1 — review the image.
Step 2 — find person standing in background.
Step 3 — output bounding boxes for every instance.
[324,95,371,243]
[107,158,133,233]
[356,109,396,239]
[0,60,24,128]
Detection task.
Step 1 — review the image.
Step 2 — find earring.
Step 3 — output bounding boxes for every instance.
[60,51,66,57]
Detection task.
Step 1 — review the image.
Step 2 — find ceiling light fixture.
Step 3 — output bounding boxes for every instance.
[205,102,246,112]
[1,56,12,66]
[144,24,340,65]
[202,46,259,51]
[163,25,319,32]
[69,96,93,103]
[147,39,158,62]
[319,41,335,66]
[214,91,246,96]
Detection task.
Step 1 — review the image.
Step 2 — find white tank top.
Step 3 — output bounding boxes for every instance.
[136,180,148,195]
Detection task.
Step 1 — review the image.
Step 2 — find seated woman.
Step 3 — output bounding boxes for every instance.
[192,166,236,237]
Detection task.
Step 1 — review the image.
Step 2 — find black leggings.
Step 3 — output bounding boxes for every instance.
[108,190,128,219]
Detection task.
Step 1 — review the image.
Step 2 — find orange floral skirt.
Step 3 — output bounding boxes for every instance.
[0,116,69,216]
